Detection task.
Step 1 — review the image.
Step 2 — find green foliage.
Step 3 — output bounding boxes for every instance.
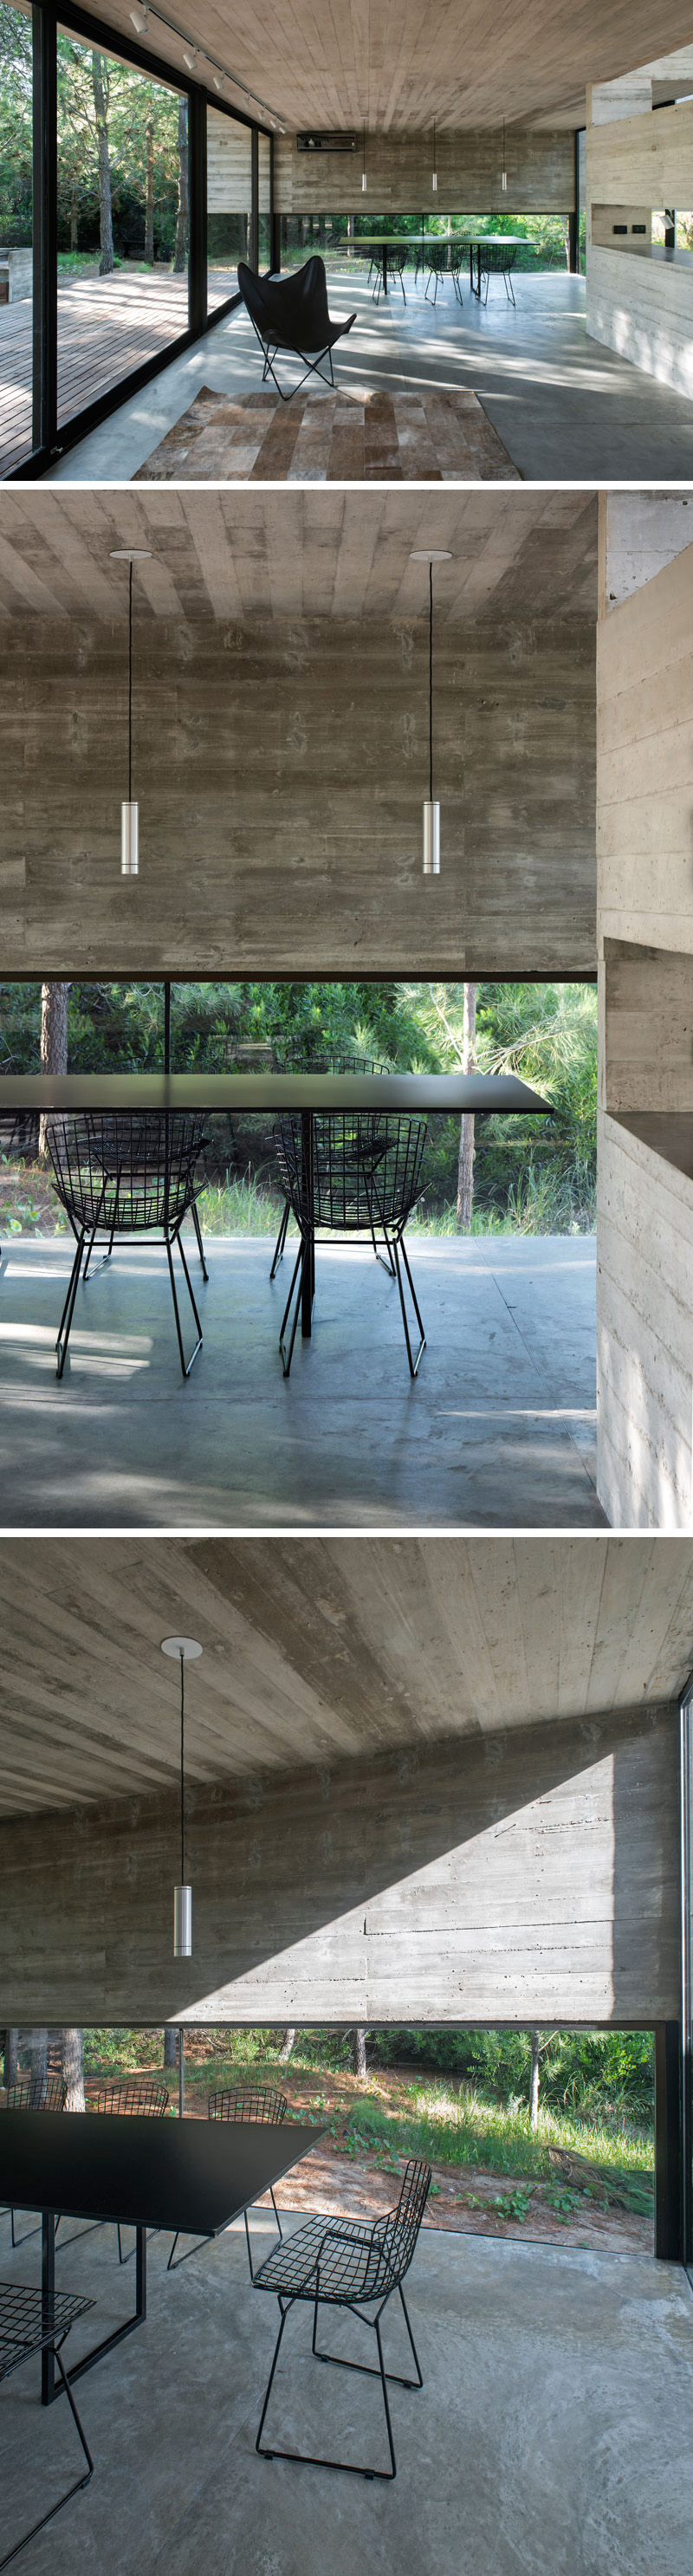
[0,976,596,1236]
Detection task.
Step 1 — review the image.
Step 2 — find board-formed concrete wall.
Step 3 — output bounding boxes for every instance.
[586,98,693,398]
[597,534,693,1528]
[273,128,575,217]
[2,613,596,980]
[0,1707,679,2027]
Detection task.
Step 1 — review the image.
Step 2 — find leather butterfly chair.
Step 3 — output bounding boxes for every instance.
[237,256,357,401]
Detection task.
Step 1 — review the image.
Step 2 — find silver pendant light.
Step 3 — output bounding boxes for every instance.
[161,1636,203,1956]
[361,120,367,192]
[110,546,151,877]
[502,118,508,191]
[411,548,451,874]
[431,117,437,192]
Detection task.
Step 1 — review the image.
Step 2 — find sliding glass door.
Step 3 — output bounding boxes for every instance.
[55,23,188,432]
[0,2,34,474]
[3,0,273,477]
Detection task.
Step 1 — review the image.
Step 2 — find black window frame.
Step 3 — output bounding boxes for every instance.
[7,0,274,477]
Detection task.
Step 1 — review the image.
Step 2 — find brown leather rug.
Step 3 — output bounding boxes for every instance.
[134,382,520,482]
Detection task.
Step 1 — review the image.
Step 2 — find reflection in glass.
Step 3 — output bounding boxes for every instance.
[207,106,251,309]
[56,25,188,429]
[258,130,271,269]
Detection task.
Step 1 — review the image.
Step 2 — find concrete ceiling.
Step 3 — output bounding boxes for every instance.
[0,1536,689,1819]
[0,491,598,625]
[66,0,693,133]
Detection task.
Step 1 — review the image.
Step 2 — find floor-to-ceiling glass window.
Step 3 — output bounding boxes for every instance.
[257,129,271,268]
[55,25,188,433]
[0,1,34,475]
[683,1682,693,2282]
[207,104,252,310]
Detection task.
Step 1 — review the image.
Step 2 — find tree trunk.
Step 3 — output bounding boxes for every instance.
[351,2028,367,2080]
[456,980,477,1230]
[3,2029,18,2088]
[92,52,114,275]
[70,185,78,251]
[29,2028,48,2099]
[277,2028,295,2063]
[60,2028,85,2112]
[38,981,68,1158]
[145,114,155,263]
[529,2026,541,2131]
[561,215,571,269]
[163,2026,178,2070]
[173,99,188,271]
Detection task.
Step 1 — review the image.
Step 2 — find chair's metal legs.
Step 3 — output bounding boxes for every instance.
[165,1225,204,1379]
[55,1229,86,1378]
[254,321,341,402]
[257,2289,411,2479]
[191,1198,209,1281]
[392,1232,426,1377]
[279,1239,305,1378]
[0,2337,94,2573]
[269,1196,290,1280]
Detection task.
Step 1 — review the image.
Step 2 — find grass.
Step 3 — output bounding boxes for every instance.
[81,2031,652,2219]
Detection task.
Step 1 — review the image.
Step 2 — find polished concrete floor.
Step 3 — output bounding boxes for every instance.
[1,2209,691,2575]
[45,271,693,485]
[0,1232,605,1529]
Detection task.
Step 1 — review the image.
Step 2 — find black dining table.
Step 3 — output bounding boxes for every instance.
[0,1068,552,1340]
[0,2108,324,2405]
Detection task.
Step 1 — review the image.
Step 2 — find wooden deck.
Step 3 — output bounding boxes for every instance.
[0,265,237,477]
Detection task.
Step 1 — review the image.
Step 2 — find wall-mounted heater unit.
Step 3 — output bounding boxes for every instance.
[296,132,356,152]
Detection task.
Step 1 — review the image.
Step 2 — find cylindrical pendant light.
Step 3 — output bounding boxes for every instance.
[161,1636,203,1958]
[431,117,437,192]
[110,547,151,879]
[502,118,508,191]
[361,120,366,192]
[410,548,451,875]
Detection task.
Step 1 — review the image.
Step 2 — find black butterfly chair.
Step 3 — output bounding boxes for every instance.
[254,2157,431,2481]
[237,256,357,401]
[167,2086,288,2275]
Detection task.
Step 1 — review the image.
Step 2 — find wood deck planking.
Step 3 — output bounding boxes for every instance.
[0,269,238,476]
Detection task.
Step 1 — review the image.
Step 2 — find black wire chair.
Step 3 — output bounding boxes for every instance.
[0,1047,39,1165]
[166,2085,288,2276]
[92,2080,170,2267]
[273,1113,427,1379]
[237,256,357,400]
[45,1113,208,1381]
[371,245,407,304]
[254,2157,431,2482]
[0,2282,94,2570]
[1,2076,67,2249]
[450,244,466,303]
[478,241,517,304]
[269,1051,385,1282]
[424,243,449,302]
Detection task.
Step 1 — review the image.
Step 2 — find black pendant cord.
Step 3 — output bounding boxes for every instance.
[179,1651,185,1885]
[127,557,133,804]
[429,559,433,804]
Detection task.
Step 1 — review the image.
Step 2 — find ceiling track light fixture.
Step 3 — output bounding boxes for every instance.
[118,4,284,130]
[502,117,508,191]
[110,548,151,879]
[162,1637,203,1959]
[431,116,437,192]
[411,548,451,876]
